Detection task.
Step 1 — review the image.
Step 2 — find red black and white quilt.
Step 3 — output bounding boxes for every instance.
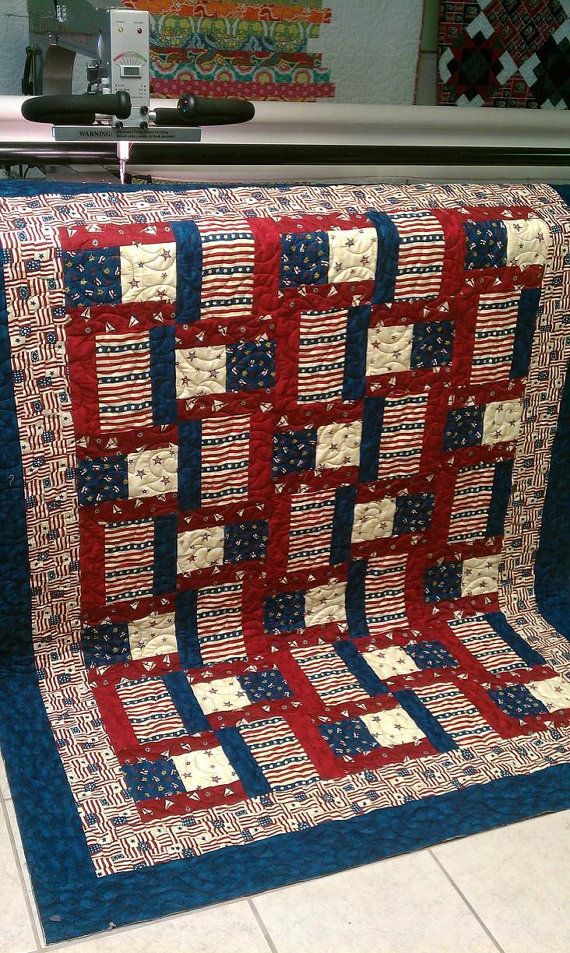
[0,181,569,942]
[438,0,570,108]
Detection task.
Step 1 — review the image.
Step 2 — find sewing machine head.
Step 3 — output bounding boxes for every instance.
[27,0,151,127]
[22,1,254,180]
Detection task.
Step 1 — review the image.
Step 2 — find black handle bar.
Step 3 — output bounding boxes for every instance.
[22,92,131,124]
[155,94,255,127]
[22,91,254,128]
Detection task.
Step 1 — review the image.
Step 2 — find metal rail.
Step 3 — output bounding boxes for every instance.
[0,142,569,168]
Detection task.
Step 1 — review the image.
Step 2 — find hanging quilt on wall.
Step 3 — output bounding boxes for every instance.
[0,180,569,944]
[438,0,570,108]
[122,0,336,101]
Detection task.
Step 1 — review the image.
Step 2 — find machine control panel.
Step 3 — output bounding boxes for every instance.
[109,8,149,124]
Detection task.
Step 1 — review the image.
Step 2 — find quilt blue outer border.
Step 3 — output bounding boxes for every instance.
[0,180,569,944]
[535,184,570,637]
[535,350,570,637]
[0,180,198,193]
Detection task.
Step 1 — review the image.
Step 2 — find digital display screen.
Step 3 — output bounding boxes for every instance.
[121,66,141,78]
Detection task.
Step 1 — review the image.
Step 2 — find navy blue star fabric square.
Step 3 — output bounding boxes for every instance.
[394,492,435,535]
[464,220,507,270]
[81,622,131,668]
[225,520,268,562]
[489,685,548,719]
[62,247,121,306]
[227,340,276,392]
[443,406,485,451]
[264,590,305,633]
[411,320,454,368]
[406,640,458,670]
[77,456,128,506]
[280,231,329,286]
[272,429,318,477]
[424,562,463,603]
[239,669,293,703]
[122,759,185,801]
[319,718,379,758]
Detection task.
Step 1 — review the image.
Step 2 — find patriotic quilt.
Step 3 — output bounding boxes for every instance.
[0,180,569,943]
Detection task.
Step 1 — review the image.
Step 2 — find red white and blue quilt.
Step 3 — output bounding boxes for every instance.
[0,180,569,943]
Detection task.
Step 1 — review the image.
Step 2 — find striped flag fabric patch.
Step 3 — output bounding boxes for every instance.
[197,218,255,321]
[412,682,501,751]
[392,210,445,301]
[291,643,369,706]
[377,393,428,478]
[95,332,153,431]
[471,290,521,384]
[195,582,247,666]
[116,676,188,744]
[104,518,155,603]
[449,463,496,544]
[365,553,408,635]
[297,308,348,403]
[288,487,337,572]
[448,614,529,676]
[200,415,251,506]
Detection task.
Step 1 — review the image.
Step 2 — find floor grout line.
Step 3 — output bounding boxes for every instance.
[0,796,44,952]
[41,895,256,951]
[248,899,280,953]
[429,849,507,953]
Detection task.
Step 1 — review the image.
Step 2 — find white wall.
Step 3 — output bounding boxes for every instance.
[320,0,424,104]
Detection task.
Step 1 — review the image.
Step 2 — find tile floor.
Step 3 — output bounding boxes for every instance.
[1,752,568,953]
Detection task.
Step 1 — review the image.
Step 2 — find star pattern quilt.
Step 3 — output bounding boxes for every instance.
[438,0,570,108]
[0,180,569,943]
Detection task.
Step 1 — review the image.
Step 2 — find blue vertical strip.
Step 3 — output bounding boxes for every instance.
[395,690,458,753]
[359,396,384,483]
[330,485,357,565]
[536,354,570,638]
[150,325,176,425]
[552,185,570,204]
[346,558,369,639]
[334,640,388,696]
[511,287,541,380]
[367,210,399,304]
[175,588,202,669]
[153,513,178,595]
[486,459,514,537]
[217,726,271,797]
[178,420,202,511]
[163,670,210,734]
[485,612,545,667]
[0,247,33,671]
[170,220,202,323]
[342,305,370,400]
